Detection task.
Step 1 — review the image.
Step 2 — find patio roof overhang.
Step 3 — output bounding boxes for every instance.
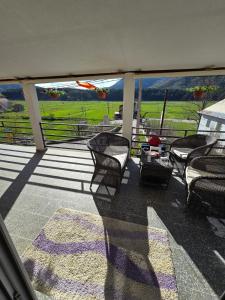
[1,0,225,83]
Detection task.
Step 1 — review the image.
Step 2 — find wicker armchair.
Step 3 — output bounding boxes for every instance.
[185,156,225,215]
[170,134,217,175]
[87,132,129,191]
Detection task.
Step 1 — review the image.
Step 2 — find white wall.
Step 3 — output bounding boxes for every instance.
[198,115,225,154]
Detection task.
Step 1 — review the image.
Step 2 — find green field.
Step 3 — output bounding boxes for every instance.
[2,100,210,121]
[0,100,213,142]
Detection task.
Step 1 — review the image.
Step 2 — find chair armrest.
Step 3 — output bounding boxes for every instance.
[190,155,225,172]
[189,175,225,194]
[186,144,215,163]
[170,137,191,149]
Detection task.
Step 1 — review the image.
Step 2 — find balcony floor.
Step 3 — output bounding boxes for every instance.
[0,144,224,299]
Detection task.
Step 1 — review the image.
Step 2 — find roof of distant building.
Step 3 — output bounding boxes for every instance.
[199,99,225,120]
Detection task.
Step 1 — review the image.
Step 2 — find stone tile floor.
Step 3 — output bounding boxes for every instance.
[0,143,224,299]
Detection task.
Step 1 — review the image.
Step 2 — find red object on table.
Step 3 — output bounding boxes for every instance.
[148,135,161,147]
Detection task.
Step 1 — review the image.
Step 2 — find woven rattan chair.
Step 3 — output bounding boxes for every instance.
[87,132,130,191]
[185,155,225,215]
[170,134,217,176]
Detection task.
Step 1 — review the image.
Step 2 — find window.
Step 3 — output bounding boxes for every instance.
[206,119,211,127]
[215,122,222,132]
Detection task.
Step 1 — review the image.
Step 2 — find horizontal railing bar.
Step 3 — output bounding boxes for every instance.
[0,141,33,146]
[132,127,193,131]
[46,140,88,145]
[0,120,31,124]
[132,133,182,138]
[41,122,116,127]
[41,128,115,133]
[131,146,225,151]
[43,133,93,139]
[132,135,185,140]
[0,125,33,130]
[42,128,83,133]
[132,133,225,141]
[0,136,33,141]
[133,127,225,134]
[46,145,89,151]
[42,117,103,121]
[133,136,225,142]
[131,139,225,145]
[0,131,33,136]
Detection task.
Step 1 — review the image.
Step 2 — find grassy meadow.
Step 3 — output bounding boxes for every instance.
[2,100,206,121]
[0,100,210,142]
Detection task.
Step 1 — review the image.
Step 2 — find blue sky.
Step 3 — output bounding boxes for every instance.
[36,79,121,90]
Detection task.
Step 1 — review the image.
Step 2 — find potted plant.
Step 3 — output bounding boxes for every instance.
[45,89,65,99]
[96,88,108,99]
[187,85,218,100]
[186,86,205,99]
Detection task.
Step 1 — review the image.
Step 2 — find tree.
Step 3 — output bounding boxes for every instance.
[185,85,218,124]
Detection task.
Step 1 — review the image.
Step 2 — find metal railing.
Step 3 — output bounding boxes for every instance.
[0,118,224,154]
[131,126,225,152]
[0,120,34,145]
[39,121,122,151]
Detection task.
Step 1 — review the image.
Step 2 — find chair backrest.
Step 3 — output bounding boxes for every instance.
[187,134,217,148]
[87,133,112,167]
[87,132,109,153]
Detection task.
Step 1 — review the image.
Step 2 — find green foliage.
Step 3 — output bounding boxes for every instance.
[186,85,218,93]
[1,100,218,144]
[45,89,66,97]
[43,113,55,120]
[3,100,215,122]
[96,88,109,93]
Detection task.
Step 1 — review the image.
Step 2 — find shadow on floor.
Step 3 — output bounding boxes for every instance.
[0,150,46,219]
[91,160,162,299]
[151,183,225,297]
[91,159,225,298]
[1,145,224,298]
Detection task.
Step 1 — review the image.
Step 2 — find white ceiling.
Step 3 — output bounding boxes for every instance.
[1,0,225,80]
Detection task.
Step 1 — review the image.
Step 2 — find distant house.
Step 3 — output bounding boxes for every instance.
[0,96,8,112]
[198,99,225,152]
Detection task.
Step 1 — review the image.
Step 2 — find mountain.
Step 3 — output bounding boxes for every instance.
[112,75,225,90]
[0,84,21,91]
[111,78,168,89]
[1,75,225,101]
[150,75,225,90]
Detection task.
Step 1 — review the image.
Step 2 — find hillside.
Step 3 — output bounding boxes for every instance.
[1,75,225,101]
[111,75,225,90]
[0,84,20,91]
[112,77,168,89]
[150,75,225,90]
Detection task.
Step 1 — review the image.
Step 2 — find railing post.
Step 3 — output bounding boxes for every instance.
[77,124,80,137]
[122,73,135,145]
[22,83,46,151]
[39,122,46,148]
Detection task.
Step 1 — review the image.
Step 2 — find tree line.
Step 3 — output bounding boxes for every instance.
[1,86,222,101]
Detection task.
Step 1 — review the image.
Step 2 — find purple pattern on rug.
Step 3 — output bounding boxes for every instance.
[53,213,168,243]
[33,230,176,290]
[24,259,140,300]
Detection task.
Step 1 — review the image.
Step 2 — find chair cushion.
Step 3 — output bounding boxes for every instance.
[104,145,128,155]
[113,153,128,169]
[185,166,214,185]
[173,147,192,160]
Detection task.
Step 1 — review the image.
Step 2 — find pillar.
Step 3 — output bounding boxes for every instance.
[122,73,135,144]
[22,83,45,151]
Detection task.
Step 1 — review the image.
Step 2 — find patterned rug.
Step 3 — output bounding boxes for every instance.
[22,208,178,300]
